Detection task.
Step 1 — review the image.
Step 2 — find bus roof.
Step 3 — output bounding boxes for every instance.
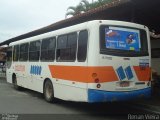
[9,20,147,46]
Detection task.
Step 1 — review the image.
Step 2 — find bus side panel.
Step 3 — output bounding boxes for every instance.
[53,79,88,102]
[6,70,12,84]
[48,64,89,101]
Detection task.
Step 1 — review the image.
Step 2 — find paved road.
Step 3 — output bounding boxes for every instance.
[0,78,159,120]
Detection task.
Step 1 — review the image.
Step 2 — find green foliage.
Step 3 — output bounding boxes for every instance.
[81,0,90,11]
[90,0,114,9]
[66,3,85,18]
[66,0,114,18]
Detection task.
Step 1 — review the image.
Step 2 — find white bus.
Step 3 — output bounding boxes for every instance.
[6,20,151,103]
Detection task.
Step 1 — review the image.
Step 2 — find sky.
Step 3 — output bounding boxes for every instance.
[0,0,93,42]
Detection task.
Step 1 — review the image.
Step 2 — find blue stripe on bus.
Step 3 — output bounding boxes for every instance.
[30,65,32,74]
[116,66,126,80]
[125,66,134,80]
[35,66,38,75]
[30,66,42,75]
[88,87,151,102]
[33,66,36,74]
[39,66,42,75]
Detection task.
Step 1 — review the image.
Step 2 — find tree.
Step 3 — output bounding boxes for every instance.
[66,3,85,18]
[90,0,114,9]
[66,0,114,18]
[80,0,90,11]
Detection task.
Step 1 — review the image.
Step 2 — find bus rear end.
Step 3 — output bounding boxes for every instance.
[87,20,151,102]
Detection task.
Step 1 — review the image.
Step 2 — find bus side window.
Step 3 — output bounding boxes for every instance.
[56,33,77,62]
[56,35,67,61]
[41,37,56,61]
[29,40,41,61]
[19,43,29,61]
[77,30,88,62]
[13,45,19,61]
[67,32,77,61]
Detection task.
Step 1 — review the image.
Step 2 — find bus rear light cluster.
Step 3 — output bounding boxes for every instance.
[92,73,97,78]
[97,84,101,88]
[94,78,100,83]
[92,73,100,83]
[147,81,151,86]
[147,76,151,86]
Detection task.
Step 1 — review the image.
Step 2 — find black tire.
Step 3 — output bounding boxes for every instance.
[44,80,57,103]
[12,75,20,90]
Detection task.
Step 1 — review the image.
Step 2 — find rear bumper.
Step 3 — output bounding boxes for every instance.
[88,87,151,103]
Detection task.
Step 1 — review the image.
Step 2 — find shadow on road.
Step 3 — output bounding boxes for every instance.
[1,77,158,117]
[19,87,150,116]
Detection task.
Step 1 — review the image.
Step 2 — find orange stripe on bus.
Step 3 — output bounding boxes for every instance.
[48,65,118,83]
[133,66,151,81]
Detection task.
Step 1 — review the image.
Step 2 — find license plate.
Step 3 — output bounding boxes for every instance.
[119,81,130,87]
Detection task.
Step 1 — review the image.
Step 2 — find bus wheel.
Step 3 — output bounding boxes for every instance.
[12,75,20,90]
[44,80,57,103]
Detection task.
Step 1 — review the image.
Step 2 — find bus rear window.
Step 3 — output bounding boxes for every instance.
[100,25,148,56]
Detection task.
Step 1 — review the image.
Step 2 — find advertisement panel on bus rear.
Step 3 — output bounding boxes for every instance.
[105,26,141,51]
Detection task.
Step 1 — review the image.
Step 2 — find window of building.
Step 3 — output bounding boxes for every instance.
[151,48,160,58]
[151,40,160,58]
[29,41,40,61]
[77,30,88,62]
[13,45,19,61]
[56,33,77,61]
[19,43,29,61]
[41,37,56,61]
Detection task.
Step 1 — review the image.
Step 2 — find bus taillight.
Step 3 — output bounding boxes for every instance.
[92,73,97,78]
[95,78,100,83]
[92,73,100,83]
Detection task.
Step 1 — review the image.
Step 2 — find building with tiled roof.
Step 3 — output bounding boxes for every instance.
[0,0,159,46]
